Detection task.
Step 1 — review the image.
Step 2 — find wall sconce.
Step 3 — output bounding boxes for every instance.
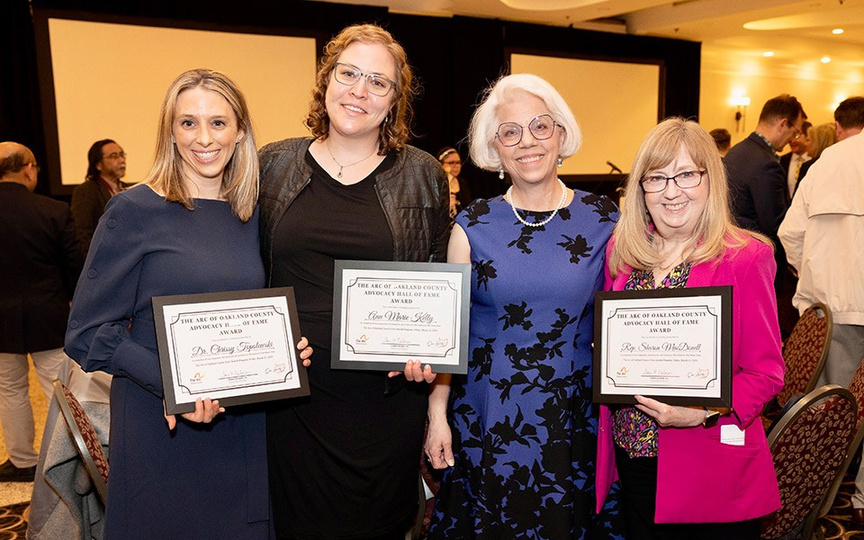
[729,96,751,133]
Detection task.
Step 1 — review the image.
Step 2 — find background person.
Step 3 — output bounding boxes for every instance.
[71,139,130,257]
[65,69,310,539]
[708,128,731,156]
[258,24,449,539]
[796,122,837,184]
[437,146,471,218]
[0,141,82,482]
[724,94,806,340]
[596,118,784,539]
[425,73,622,538]
[779,120,812,198]
[778,96,864,524]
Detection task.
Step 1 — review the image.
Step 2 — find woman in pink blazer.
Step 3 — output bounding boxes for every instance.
[595,118,784,539]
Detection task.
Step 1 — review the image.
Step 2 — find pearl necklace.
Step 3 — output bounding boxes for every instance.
[506,179,568,228]
[325,142,377,179]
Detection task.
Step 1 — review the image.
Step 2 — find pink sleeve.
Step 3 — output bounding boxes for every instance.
[729,241,785,427]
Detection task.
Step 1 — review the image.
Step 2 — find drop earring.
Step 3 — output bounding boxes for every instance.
[557,157,563,168]
[499,169,505,180]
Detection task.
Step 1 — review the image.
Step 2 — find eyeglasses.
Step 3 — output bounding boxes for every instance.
[641,169,706,193]
[28,162,41,173]
[495,114,559,147]
[103,152,126,160]
[332,62,396,97]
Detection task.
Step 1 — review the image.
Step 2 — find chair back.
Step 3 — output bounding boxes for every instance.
[775,303,832,408]
[53,379,109,503]
[815,357,864,519]
[761,385,857,540]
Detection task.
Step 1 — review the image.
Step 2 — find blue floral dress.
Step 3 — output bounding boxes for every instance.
[429,192,624,539]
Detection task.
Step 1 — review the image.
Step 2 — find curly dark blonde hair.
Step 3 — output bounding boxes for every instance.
[305,24,417,154]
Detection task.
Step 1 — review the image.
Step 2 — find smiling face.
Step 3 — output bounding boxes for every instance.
[325,41,396,141]
[172,86,243,192]
[644,144,709,243]
[493,91,562,188]
[441,151,462,178]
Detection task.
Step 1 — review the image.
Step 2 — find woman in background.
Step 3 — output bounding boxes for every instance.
[259,24,449,539]
[438,146,471,218]
[426,73,621,539]
[797,122,838,184]
[596,118,784,539]
[66,69,310,539]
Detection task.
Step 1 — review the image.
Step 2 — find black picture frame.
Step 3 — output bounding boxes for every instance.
[332,260,470,374]
[593,286,733,407]
[152,287,309,414]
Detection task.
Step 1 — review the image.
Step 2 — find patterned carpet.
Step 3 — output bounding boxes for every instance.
[0,503,28,539]
[816,472,864,540]
[0,475,860,538]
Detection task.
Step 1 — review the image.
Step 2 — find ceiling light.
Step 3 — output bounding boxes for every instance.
[763,51,775,57]
[833,28,844,35]
[821,57,832,63]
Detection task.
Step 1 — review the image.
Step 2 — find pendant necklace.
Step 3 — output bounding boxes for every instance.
[326,142,377,179]
[506,179,568,228]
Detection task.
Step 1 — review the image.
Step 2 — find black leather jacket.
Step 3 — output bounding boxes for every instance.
[258,138,450,284]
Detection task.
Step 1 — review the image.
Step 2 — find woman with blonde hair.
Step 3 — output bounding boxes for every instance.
[66,69,311,538]
[596,118,784,539]
[259,24,449,539]
[797,122,838,184]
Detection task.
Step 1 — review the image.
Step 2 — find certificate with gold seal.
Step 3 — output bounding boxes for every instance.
[152,288,309,414]
[593,286,732,407]
[332,260,470,374]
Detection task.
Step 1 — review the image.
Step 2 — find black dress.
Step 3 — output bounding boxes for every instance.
[267,152,428,539]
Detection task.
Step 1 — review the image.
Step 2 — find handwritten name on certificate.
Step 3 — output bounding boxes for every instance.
[332,261,470,374]
[593,286,732,406]
[153,288,308,414]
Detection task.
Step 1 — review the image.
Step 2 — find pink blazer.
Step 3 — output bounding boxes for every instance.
[595,235,784,523]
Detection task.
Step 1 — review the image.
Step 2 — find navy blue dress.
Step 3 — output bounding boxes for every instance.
[429,192,624,539]
[66,186,270,539]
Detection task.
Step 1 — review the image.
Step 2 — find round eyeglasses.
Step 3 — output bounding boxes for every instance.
[496,114,559,147]
[332,62,396,97]
[640,170,706,193]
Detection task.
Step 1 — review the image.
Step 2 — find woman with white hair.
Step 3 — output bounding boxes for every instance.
[425,73,621,538]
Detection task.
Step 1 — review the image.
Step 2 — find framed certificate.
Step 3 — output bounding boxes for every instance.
[332,260,470,374]
[593,286,732,407]
[152,288,309,415]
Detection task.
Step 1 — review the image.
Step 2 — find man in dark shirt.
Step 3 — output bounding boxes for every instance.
[71,139,128,257]
[0,142,83,481]
[724,94,806,339]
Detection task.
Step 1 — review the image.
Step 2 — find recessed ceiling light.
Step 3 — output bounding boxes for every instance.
[763,51,775,57]
[833,28,844,35]
[821,56,831,63]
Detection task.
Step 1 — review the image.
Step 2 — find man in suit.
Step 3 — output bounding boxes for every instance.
[0,142,83,481]
[71,139,128,257]
[779,96,864,523]
[724,94,807,339]
[779,120,812,199]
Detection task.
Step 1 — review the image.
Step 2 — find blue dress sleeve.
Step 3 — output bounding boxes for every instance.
[65,192,164,397]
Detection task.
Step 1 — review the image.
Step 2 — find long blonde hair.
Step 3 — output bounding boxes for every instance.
[145,69,259,222]
[609,117,770,277]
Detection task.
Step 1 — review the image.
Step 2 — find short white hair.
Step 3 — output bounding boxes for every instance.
[468,73,582,171]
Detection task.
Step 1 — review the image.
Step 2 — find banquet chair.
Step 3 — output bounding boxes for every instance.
[53,379,109,504]
[814,357,864,521]
[775,303,833,408]
[762,303,833,430]
[761,385,857,540]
